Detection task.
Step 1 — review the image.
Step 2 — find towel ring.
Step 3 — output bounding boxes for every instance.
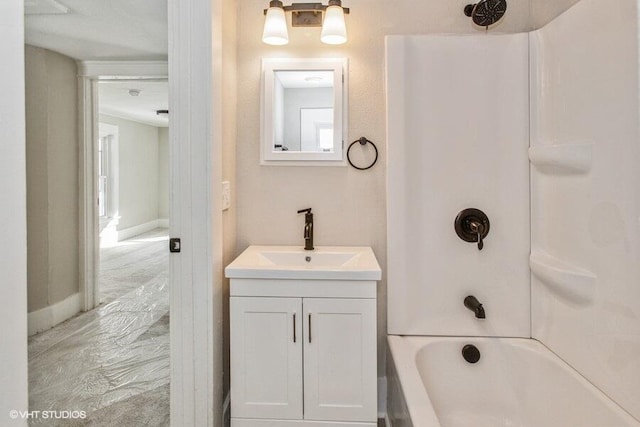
[347,137,378,170]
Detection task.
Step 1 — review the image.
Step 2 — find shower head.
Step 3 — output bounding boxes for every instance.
[464,0,507,28]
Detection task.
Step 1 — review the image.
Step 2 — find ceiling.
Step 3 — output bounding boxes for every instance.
[25,0,167,61]
[99,81,169,128]
[25,0,168,126]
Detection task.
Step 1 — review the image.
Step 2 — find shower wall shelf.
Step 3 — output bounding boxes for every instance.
[528,143,593,174]
[530,250,596,306]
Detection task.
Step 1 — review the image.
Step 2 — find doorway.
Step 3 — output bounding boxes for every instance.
[17,1,221,425]
[27,76,172,425]
[97,79,170,303]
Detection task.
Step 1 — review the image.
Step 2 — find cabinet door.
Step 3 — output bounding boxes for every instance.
[303,298,377,422]
[231,297,303,419]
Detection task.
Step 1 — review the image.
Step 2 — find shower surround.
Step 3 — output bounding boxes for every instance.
[386,33,530,338]
[386,0,640,424]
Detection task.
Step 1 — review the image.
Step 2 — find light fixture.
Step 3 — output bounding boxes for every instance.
[320,0,347,45]
[262,0,289,45]
[262,0,349,46]
[304,76,324,82]
[128,89,141,97]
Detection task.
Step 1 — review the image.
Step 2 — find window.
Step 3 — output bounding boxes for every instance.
[316,123,334,152]
[98,135,111,218]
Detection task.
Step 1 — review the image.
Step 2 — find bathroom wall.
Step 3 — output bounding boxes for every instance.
[530,0,640,420]
[0,0,28,420]
[386,34,530,337]
[236,0,533,385]
[99,114,162,232]
[25,45,79,314]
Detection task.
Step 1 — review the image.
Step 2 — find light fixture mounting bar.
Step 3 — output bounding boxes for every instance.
[289,4,325,27]
[263,2,349,27]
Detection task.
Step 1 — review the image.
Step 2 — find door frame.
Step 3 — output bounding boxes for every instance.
[77,61,169,311]
[78,0,223,424]
[168,0,224,424]
[0,0,29,421]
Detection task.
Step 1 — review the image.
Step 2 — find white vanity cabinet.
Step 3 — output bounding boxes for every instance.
[229,278,378,427]
[230,296,303,420]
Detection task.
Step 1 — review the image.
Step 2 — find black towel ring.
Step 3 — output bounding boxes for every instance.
[347,137,378,170]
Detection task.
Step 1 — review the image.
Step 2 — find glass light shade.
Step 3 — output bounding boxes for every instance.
[262,6,289,45]
[320,5,347,45]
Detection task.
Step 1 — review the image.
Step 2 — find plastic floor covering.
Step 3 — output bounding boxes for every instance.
[28,230,170,426]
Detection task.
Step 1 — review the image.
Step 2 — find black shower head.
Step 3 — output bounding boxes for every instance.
[464,0,507,28]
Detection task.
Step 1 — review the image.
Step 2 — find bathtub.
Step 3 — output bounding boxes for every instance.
[386,336,640,427]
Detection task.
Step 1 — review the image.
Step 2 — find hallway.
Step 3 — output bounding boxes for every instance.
[28,229,170,426]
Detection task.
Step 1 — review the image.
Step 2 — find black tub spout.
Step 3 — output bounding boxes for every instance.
[464,295,486,319]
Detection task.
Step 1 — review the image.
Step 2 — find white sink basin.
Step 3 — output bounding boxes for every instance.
[225,246,382,280]
[258,251,357,267]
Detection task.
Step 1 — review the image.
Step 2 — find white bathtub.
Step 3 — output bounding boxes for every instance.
[386,336,640,427]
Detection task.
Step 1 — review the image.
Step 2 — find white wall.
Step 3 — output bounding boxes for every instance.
[236,0,533,384]
[25,45,79,314]
[386,34,530,338]
[530,0,640,420]
[0,0,28,424]
[99,115,162,232]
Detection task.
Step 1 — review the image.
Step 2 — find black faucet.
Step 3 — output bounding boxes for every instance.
[464,295,485,319]
[297,208,314,250]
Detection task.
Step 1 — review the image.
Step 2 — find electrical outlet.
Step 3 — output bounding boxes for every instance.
[222,181,231,211]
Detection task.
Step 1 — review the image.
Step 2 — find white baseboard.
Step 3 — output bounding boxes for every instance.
[378,376,387,420]
[158,218,169,228]
[117,219,163,241]
[28,292,81,336]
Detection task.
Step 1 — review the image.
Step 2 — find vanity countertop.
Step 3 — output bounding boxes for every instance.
[225,245,382,281]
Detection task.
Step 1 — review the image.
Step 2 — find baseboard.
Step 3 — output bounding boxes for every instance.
[378,376,387,420]
[158,218,169,228]
[117,219,161,241]
[223,391,231,427]
[28,292,81,336]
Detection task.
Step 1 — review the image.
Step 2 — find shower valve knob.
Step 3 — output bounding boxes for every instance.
[454,208,490,251]
[469,221,484,250]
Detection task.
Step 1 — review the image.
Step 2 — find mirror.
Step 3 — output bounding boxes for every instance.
[261,58,348,165]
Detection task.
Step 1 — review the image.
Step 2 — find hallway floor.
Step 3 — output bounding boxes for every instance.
[28,229,170,426]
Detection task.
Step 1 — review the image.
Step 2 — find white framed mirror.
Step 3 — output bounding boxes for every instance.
[261,58,348,166]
